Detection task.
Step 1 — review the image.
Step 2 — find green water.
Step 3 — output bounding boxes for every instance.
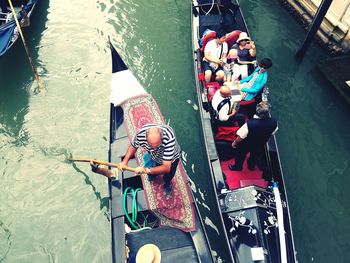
[0,0,349,262]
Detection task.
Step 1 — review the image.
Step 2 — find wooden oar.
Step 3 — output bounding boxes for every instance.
[65,157,138,173]
[7,0,45,95]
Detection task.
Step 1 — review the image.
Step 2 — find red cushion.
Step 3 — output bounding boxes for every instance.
[200,31,217,52]
[215,126,239,141]
[206,82,220,101]
[225,30,241,49]
[198,72,205,81]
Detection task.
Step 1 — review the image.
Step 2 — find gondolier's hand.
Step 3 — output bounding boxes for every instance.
[134,166,146,175]
[90,161,99,172]
[117,162,127,171]
[232,140,238,149]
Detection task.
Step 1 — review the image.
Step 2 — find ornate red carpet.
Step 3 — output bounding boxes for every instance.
[121,95,196,232]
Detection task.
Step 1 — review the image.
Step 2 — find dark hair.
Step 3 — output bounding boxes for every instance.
[216,29,226,39]
[259,58,273,69]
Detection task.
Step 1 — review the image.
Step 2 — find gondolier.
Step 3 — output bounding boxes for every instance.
[119,123,181,194]
[229,101,278,171]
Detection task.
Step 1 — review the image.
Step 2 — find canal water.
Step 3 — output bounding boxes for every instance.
[0,0,349,262]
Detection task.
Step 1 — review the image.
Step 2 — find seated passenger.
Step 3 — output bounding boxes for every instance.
[228,32,256,79]
[229,101,278,171]
[211,83,244,127]
[236,58,272,101]
[203,29,228,83]
[223,54,240,82]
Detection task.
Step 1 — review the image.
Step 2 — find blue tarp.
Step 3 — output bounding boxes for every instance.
[0,0,36,56]
[0,21,16,56]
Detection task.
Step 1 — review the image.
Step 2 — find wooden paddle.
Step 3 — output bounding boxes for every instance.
[65,157,139,173]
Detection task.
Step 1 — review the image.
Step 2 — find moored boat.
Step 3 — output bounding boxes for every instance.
[108,42,214,263]
[0,0,37,56]
[191,0,297,262]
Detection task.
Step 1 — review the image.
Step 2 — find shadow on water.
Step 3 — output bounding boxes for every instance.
[65,153,110,217]
[0,0,49,138]
[240,0,350,262]
[0,220,12,263]
[71,163,110,217]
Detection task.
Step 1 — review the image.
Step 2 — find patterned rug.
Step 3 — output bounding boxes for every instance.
[121,94,196,232]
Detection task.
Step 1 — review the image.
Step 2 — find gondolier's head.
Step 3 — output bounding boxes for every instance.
[215,28,226,44]
[256,101,271,119]
[146,127,163,149]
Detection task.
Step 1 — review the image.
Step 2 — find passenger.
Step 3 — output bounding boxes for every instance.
[211,83,244,127]
[117,123,181,195]
[223,54,240,82]
[235,58,272,101]
[203,28,228,83]
[228,101,278,171]
[228,32,256,79]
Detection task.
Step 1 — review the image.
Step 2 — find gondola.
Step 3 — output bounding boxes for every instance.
[191,0,297,262]
[0,0,37,56]
[108,42,214,263]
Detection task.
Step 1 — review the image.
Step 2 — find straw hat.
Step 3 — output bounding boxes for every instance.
[136,244,161,263]
[236,32,251,43]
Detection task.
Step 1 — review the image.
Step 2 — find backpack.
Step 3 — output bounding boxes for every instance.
[213,98,231,121]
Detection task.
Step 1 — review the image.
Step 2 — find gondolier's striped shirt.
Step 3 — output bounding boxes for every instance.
[131,123,181,164]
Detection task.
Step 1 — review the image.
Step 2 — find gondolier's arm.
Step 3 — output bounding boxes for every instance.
[232,136,243,148]
[118,145,137,170]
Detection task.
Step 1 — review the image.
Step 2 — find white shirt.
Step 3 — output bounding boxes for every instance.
[237,115,279,139]
[211,90,240,121]
[203,39,228,62]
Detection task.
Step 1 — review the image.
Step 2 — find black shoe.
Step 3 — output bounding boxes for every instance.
[164,182,173,194]
[228,164,242,171]
[148,174,157,182]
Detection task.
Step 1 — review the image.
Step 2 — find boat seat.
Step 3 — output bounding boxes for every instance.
[214,126,239,142]
[225,30,241,49]
[126,227,193,254]
[199,15,223,36]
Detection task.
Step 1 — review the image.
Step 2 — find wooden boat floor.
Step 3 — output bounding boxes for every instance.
[126,227,198,262]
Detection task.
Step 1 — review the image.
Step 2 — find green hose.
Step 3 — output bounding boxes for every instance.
[123,187,142,230]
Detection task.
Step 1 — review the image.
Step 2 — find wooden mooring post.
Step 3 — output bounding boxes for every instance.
[296,0,333,58]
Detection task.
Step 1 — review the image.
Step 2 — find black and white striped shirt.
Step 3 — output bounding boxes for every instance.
[132,123,181,164]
